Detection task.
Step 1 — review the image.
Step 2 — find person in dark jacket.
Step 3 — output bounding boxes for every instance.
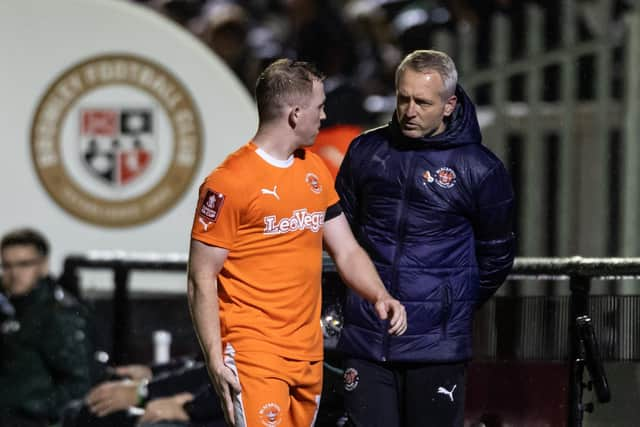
[335,49,516,427]
[0,228,92,427]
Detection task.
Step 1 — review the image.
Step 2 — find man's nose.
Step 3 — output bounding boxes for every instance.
[405,100,417,116]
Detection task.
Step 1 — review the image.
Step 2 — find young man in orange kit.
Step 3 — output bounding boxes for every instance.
[187,59,407,427]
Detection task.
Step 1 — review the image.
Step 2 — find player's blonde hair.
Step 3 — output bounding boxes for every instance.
[255,59,325,123]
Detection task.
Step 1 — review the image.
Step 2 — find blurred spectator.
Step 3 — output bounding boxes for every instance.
[308,76,371,179]
[191,1,262,91]
[62,355,225,427]
[0,228,92,427]
[390,0,455,54]
[310,125,362,180]
[281,0,358,77]
[277,0,372,177]
[146,0,206,26]
[344,0,402,97]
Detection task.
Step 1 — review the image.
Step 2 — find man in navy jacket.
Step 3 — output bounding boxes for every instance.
[335,50,515,427]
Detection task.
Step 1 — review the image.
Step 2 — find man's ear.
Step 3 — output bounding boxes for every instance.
[443,95,457,117]
[288,106,300,128]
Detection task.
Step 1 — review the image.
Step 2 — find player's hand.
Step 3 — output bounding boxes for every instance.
[136,393,192,424]
[374,297,407,336]
[210,363,241,426]
[86,379,139,417]
[115,364,153,381]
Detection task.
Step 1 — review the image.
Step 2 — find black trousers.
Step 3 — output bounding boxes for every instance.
[61,399,229,427]
[342,358,466,427]
[0,411,47,427]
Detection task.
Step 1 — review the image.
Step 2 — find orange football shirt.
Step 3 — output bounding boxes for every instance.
[308,124,363,179]
[191,142,339,361]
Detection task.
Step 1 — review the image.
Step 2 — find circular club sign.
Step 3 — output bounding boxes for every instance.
[31,54,203,227]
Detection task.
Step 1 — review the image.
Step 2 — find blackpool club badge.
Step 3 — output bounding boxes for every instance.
[435,167,457,188]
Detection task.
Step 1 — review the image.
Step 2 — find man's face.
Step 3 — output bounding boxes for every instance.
[296,79,327,147]
[1,245,47,297]
[396,68,456,139]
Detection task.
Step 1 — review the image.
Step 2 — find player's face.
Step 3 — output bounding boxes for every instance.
[1,245,47,297]
[297,79,326,147]
[396,69,456,139]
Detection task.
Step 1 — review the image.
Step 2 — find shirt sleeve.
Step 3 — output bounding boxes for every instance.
[190,170,242,249]
[311,151,340,209]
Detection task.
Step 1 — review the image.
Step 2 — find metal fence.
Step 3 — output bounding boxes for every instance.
[62,253,640,426]
[428,1,640,262]
[61,253,640,361]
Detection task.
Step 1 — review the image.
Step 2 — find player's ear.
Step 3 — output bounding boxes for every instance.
[288,106,300,129]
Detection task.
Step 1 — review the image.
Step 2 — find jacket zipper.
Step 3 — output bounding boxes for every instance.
[382,155,417,361]
[441,283,452,340]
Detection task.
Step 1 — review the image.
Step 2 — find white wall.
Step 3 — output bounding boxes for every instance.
[0,0,256,291]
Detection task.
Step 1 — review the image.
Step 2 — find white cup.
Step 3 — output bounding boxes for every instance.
[152,330,172,364]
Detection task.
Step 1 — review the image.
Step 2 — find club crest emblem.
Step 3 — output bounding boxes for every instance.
[305,172,322,194]
[259,402,282,426]
[435,167,457,188]
[30,54,203,227]
[344,367,360,392]
[80,109,155,186]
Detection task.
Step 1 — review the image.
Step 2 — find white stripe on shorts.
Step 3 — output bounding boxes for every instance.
[224,343,247,427]
[310,393,321,426]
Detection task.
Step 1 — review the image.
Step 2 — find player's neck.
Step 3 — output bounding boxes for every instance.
[253,127,297,161]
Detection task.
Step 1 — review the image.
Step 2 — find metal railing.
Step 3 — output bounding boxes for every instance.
[60,253,640,427]
[430,3,640,258]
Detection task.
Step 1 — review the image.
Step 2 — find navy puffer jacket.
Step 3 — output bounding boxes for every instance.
[335,86,515,363]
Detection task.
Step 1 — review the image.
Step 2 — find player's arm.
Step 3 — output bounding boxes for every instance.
[323,211,407,335]
[187,239,239,426]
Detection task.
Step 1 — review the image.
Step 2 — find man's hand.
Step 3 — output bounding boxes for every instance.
[115,364,152,381]
[374,296,407,336]
[86,379,139,417]
[209,363,241,426]
[136,393,193,424]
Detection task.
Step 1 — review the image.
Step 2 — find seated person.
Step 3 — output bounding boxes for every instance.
[63,356,225,427]
[0,228,92,427]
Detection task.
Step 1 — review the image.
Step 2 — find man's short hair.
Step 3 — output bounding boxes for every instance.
[255,59,325,123]
[1,228,50,257]
[395,50,458,99]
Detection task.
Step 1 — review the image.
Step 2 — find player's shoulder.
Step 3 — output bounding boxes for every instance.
[297,149,331,173]
[299,148,324,165]
[202,144,254,182]
[295,149,336,188]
